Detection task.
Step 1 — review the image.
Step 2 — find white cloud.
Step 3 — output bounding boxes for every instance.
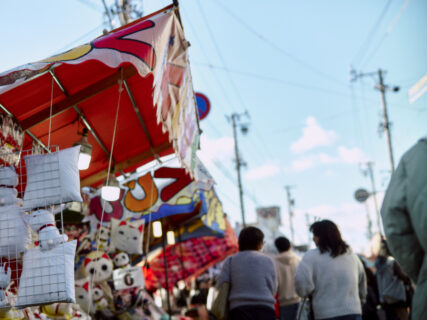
[245,163,280,180]
[337,146,369,164]
[290,117,338,154]
[197,135,234,165]
[288,146,369,172]
[290,158,315,172]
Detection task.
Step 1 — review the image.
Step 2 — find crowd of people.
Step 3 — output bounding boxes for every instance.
[214,222,414,320]
[168,140,426,320]
[208,138,427,320]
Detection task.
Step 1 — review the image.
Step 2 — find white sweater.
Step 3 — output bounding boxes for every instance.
[294,248,367,319]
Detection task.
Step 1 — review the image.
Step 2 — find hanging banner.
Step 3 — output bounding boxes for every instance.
[86,157,226,234]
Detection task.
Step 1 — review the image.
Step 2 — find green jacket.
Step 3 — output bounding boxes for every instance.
[381,139,427,320]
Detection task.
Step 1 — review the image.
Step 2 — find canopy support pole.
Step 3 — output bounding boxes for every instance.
[21,65,137,130]
[162,226,172,318]
[123,79,161,162]
[177,228,187,279]
[49,70,116,163]
[0,103,50,153]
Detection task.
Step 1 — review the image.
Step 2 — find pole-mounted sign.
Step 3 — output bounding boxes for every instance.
[354,188,370,203]
[195,92,211,120]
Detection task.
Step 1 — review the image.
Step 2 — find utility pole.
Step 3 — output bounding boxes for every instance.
[102,0,144,29]
[377,69,395,172]
[228,112,249,227]
[350,68,399,173]
[361,162,381,232]
[364,201,374,240]
[284,185,295,243]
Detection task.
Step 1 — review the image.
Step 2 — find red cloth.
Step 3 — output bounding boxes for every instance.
[274,293,280,318]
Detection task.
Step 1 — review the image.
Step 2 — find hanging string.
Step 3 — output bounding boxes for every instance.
[47,75,54,148]
[88,68,124,315]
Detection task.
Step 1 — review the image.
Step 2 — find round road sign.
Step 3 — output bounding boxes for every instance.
[354,188,370,203]
[195,92,211,120]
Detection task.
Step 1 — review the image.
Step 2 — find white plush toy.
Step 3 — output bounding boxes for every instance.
[113,252,130,269]
[82,251,113,283]
[92,285,108,311]
[27,209,67,251]
[0,264,11,307]
[75,278,93,313]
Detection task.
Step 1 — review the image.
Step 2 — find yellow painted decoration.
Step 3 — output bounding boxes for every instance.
[40,44,92,63]
[175,196,192,205]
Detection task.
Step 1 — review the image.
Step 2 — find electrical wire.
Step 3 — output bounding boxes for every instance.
[352,0,392,66]
[196,0,245,113]
[181,7,238,114]
[187,4,275,172]
[359,0,411,68]
[196,61,411,111]
[77,0,103,12]
[196,1,280,169]
[194,62,360,100]
[52,23,105,56]
[212,159,259,206]
[212,0,348,87]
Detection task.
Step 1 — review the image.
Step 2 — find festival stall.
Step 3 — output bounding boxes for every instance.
[72,156,233,317]
[0,4,205,319]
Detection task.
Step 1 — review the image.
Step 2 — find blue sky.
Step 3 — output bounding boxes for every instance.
[1,0,426,253]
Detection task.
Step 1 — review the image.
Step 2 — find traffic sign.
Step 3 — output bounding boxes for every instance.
[195,92,211,120]
[354,188,370,203]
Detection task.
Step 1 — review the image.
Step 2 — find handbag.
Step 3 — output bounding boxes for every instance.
[210,257,232,320]
[210,282,230,320]
[376,258,406,304]
[297,296,314,320]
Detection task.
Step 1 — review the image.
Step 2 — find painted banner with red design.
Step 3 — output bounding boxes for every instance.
[85,157,226,235]
[0,6,199,174]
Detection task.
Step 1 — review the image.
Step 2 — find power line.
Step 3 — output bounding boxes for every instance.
[197,62,414,112]
[52,23,105,55]
[193,3,277,169]
[194,62,368,98]
[76,0,103,12]
[212,0,348,87]
[360,0,411,68]
[352,0,392,65]
[212,159,259,207]
[185,6,273,170]
[196,0,245,113]
[181,8,238,114]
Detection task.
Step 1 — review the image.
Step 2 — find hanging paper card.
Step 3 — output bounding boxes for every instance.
[113,266,144,290]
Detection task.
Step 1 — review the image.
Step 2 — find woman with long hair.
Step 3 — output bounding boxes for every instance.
[295,220,367,320]
[216,226,277,320]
